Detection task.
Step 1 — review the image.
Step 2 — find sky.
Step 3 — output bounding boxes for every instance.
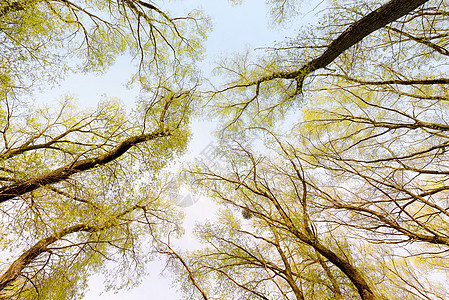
[82,2,280,298]
[18,1,448,299]
[33,0,311,299]
[37,0,290,108]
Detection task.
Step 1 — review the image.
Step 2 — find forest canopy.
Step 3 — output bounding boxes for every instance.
[1,0,448,299]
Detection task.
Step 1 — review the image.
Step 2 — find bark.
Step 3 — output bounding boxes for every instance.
[161,243,209,300]
[0,224,95,291]
[285,225,376,300]
[335,203,449,246]
[249,0,430,93]
[329,74,449,86]
[258,186,376,299]
[0,1,26,18]
[273,230,304,300]
[208,171,376,298]
[311,240,376,300]
[316,252,344,300]
[0,204,138,291]
[269,194,376,299]
[0,130,169,203]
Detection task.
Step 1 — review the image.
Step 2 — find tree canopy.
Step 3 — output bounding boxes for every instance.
[0,0,204,298]
[2,0,449,299]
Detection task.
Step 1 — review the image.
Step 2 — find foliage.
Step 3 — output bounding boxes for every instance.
[0,0,206,298]
[2,0,449,299]
[170,0,449,300]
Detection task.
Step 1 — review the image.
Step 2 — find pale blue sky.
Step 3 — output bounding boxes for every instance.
[37,0,291,108]
[58,1,306,299]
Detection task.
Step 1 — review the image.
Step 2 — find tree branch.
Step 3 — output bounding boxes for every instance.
[0,204,140,291]
[0,129,170,203]
[0,224,95,291]
[247,0,429,95]
[0,1,26,18]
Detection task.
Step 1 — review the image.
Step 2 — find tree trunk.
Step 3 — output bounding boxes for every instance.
[251,0,430,93]
[0,130,168,203]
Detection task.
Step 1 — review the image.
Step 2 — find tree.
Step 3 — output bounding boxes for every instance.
[0,0,207,298]
[210,0,430,126]
[182,132,378,299]
[3,0,449,298]
[0,0,207,95]
[291,0,449,253]
[183,123,449,299]
[172,0,449,299]
[0,90,194,298]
